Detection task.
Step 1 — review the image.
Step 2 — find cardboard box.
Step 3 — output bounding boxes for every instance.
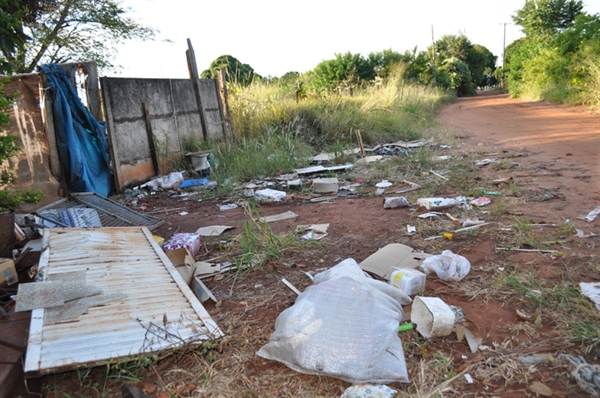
[166,248,196,285]
[190,275,217,303]
[0,258,17,287]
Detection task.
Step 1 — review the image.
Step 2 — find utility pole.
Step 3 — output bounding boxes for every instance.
[431,25,436,84]
[501,23,507,88]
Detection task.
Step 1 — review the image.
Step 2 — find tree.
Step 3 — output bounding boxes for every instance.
[311,52,374,91]
[3,0,156,74]
[469,44,497,87]
[513,0,583,37]
[437,57,472,96]
[201,55,259,86]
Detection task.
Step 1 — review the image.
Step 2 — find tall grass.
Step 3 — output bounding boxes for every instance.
[229,71,452,150]
[181,71,453,188]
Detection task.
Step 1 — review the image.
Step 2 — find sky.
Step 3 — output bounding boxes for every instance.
[112,0,600,79]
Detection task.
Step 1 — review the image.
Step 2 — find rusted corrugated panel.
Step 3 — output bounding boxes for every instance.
[24,227,222,377]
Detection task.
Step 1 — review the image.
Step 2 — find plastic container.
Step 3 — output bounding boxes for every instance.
[410,296,455,338]
[389,267,426,296]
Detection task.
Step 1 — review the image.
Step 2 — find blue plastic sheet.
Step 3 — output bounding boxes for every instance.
[180,178,209,189]
[40,64,112,197]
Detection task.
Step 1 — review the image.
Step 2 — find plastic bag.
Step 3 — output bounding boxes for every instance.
[419,250,471,281]
[257,258,411,384]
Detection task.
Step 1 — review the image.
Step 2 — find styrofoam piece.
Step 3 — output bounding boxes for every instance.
[255,188,287,202]
[411,296,455,338]
[312,178,339,193]
[389,267,426,296]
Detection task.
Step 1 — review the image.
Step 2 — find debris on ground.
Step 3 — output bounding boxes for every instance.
[578,206,600,222]
[257,258,411,383]
[419,250,471,281]
[383,196,409,209]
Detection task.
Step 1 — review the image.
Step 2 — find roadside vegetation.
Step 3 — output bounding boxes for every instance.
[506,0,600,107]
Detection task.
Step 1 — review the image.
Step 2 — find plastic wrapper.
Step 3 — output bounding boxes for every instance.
[257,259,411,384]
[419,250,471,281]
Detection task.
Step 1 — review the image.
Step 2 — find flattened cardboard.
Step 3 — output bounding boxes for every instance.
[256,211,298,223]
[166,248,196,285]
[195,225,234,237]
[190,276,217,302]
[359,243,432,280]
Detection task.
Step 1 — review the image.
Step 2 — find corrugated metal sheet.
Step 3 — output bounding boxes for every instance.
[24,227,222,377]
[35,193,164,230]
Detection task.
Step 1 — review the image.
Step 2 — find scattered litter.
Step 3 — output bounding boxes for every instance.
[190,276,217,302]
[179,178,209,189]
[417,197,464,210]
[282,278,301,295]
[301,230,328,240]
[383,197,409,209]
[359,243,432,280]
[518,354,554,365]
[578,206,600,222]
[406,225,416,235]
[257,258,411,383]
[493,176,513,183]
[295,164,353,175]
[411,296,454,338]
[357,155,384,163]
[443,233,453,240]
[420,251,471,281]
[376,180,393,188]
[464,374,474,384]
[368,138,428,151]
[14,281,65,312]
[580,282,600,310]
[482,190,500,196]
[296,224,330,234]
[166,248,196,284]
[243,188,255,197]
[163,233,201,257]
[375,188,385,196]
[529,381,553,397]
[395,180,421,194]
[558,354,600,396]
[340,384,397,398]
[389,268,426,296]
[429,170,448,180]
[313,177,339,193]
[475,158,498,166]
[445,213,459,225]
[462,219,486,227]
[433,155,451,161]
[418,212,442,219]
[575,228,597,238]
[312,149,358,162]
[287,179,302,187]
[179,211,189,216]
[219,204,238,211]
[257,211,298,223]
[325,164,354,172]
[195,225,233,237]
[424,222,491,240]
[469,197,491,207]
[255,188,287,202]
[141,171,184,190]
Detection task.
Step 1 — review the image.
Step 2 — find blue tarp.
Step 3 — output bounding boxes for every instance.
[41,64,112,197]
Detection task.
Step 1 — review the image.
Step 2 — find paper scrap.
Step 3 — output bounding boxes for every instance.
[219,204,238,211]
[257,211,298,223]
[195,225,234,237]
[578,206,600,222]
[301,230,328,240]
[418,212,442,219]
[296,224,330,233]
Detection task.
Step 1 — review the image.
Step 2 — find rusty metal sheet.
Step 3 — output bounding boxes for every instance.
[24,227,222,377]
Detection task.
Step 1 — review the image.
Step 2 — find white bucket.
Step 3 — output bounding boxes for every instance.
[410,296,455,338]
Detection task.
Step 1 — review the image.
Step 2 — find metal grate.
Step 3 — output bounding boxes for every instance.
[35,192,164,230]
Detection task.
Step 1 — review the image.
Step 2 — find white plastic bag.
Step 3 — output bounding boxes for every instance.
[257,259,411,384]
[419,250,471,281]
[141,171,184,190]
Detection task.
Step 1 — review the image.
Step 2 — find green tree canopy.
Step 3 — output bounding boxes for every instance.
[311,52,375,91]
[201,55,259,86]
[2,0,157,74]
[513,0,584,37]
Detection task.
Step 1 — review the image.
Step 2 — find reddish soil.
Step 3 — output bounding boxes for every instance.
[44,93,600,397]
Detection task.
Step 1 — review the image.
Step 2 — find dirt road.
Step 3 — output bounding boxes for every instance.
[440,92,600,221]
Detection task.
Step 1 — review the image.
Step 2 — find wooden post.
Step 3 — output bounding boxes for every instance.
[355,129,366,159]
[142,102,160,176]
[217,69,234,145]
[186,38,208,141]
